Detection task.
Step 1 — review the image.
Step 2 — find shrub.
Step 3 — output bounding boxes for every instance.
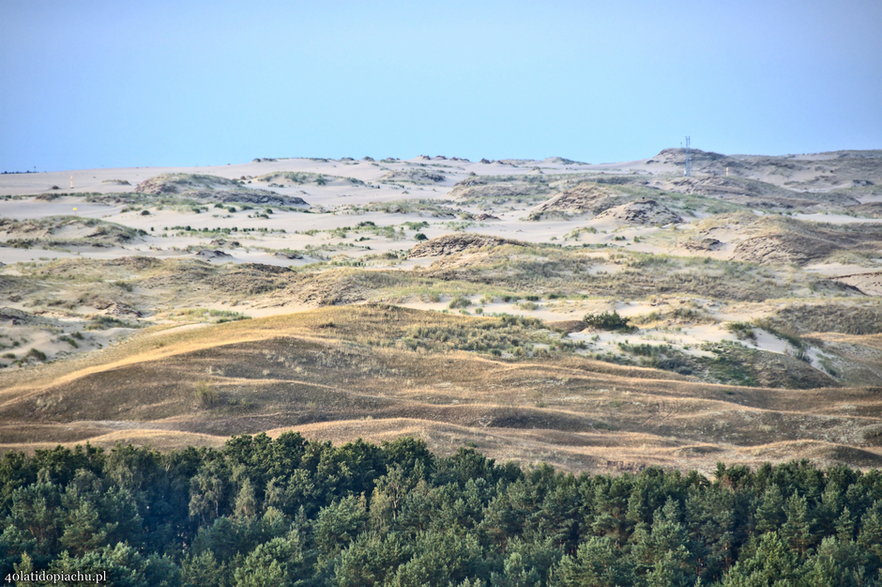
[449,296,472,309]
[583,311,634,332]
[194,381,222,409]
[59,335,79,348]
[25,348,47,362]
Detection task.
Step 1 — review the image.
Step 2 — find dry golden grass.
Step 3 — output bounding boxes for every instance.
[1,305,880,474]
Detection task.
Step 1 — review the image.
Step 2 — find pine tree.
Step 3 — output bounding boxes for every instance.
[632,499,693,585]
[489,552,541,587]
[835,507,855,542]
[720,532,801,586]
[781,494,813,557]
[181,551,226,587]
[550,536,635,586]
[754,485,785,535]
[857,505,882,567]
[232,535,304,587]
[314,494,368,558]
[802,536,868,587]
[12,552,34,587]
[59,500,115,556]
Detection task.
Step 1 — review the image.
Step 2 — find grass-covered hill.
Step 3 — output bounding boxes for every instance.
[2,305,881,475]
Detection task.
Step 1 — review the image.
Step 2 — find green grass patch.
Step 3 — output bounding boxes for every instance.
[175,308,251,323]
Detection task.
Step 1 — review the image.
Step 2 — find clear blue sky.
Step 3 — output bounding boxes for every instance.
[2,0,880,171]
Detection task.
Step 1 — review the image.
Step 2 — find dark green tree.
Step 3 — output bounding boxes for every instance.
[781,493,814,557]
[721,532,801,586]
[314,494,368,559]
[802,536,868,587]
[550,536,635,586]
[232,534,306,587]
[181,551,227,587]
[754,484,785,535]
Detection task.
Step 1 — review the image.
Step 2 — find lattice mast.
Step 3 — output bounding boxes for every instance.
[684,136,692,177]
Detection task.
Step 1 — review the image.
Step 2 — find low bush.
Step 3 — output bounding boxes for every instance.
[583,311,635,332]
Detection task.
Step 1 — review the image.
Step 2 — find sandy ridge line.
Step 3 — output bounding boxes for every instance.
[261,418,777,450]
[270,418,882,463]
[0,429,229,452]
[0,325,340,397]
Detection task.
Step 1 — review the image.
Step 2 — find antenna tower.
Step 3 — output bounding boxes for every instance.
[684,136,692,177]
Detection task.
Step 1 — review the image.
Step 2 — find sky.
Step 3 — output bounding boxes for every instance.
[1,0,880,171]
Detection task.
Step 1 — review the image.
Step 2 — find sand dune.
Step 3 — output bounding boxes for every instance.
[1,150,880,471]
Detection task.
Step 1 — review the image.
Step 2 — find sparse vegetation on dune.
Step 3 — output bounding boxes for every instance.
[379,167,447,184]
[730,217,882,266]
[766,302,882,335]
[654,174,861,211]
[408,233,527,258]
[0,216,146,249]
[333,199,471,218]
[417,243,849,301]
[171,308,250,323]
[392,314,578,357]
[254,170,363,186]
[1,149,881,480]
[650,148,882,190]
[525,179,750,221]
[448,174,556,206]
[134,172,310,207]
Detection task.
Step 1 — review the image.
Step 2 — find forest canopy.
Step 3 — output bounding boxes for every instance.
[1,434,881,586]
